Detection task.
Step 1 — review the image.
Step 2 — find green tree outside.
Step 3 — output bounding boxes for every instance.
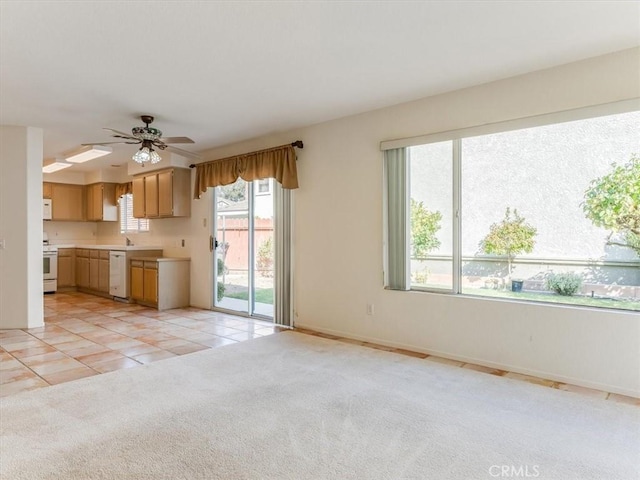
[219,182,246,202]
[480,207,537,282]
[410,198,442,258]
[583,155,640,256]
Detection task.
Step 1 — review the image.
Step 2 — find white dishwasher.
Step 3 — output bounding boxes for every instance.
[109,251,127,298]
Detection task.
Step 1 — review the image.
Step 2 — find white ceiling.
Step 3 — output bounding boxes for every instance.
[1,1,639,172]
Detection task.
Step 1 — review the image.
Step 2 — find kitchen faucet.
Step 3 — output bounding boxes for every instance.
[126,237,133,246]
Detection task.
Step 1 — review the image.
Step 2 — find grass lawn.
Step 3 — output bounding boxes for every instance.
[462,287,640,311]
[226,288,274,305]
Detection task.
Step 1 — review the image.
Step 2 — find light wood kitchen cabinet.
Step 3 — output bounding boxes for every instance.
[157,170,174,216]
[57,248,76,288]
[76,249,90,288]
[130,260,158,303]
[51,183,84,221]
[89,250,100,291]
[86,250,111,293]
[132,177,145,218]
[132,168,190,219]
[143,263,158,304]
[86,183,118,222]
[145,173,159,218]
[43,182,53,199]
[98,250,110,293]
[130,257,190,310]
[130,260,144,300]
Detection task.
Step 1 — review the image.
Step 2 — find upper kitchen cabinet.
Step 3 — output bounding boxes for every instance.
[85,183,118,222]
[43,182,52,199]
[145,173,159,218]
[50,183,84,221]
[132,176,145,218]
[132,168,191,219]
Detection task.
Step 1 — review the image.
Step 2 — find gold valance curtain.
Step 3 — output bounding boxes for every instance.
[194,144,299,199]
[115,182,132,200]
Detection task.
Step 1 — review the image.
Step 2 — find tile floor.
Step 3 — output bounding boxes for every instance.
[1,292,638,406]
[0,292,283,397]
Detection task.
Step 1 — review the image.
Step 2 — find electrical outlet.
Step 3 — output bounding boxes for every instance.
[0,239,5,250]
[366,304,375,315]
[181,239,185,247]
[203,218,207,227]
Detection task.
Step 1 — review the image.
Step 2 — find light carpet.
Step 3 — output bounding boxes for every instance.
[1,331,638,480]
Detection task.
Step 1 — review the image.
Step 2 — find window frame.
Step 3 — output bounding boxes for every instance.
[383,99,640,305]
[256,178,271,195]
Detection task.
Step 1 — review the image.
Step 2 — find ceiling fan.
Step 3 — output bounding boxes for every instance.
[83,115,200,165]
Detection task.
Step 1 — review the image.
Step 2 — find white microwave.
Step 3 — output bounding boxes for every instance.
[43,199,52,220]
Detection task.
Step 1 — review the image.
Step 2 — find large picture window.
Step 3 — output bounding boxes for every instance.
[386,104,639,311]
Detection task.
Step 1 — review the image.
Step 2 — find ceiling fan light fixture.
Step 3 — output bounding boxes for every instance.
[132,145,161,165]
[133,146,150,164]
[150,150,161,164]
[64,145,112,163]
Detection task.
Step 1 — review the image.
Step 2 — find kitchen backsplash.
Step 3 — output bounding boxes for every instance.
[43,221,97,245]
[96,217,191,257]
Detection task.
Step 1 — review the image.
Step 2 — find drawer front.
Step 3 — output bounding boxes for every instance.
[131,260,144,268]
[99,250,110,259]
[143,262,158,270]
[76,249,90,257]
[90,250,100,259]
[58,249,74,257]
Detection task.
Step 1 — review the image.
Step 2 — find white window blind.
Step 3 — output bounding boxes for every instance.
[119,194,149,233]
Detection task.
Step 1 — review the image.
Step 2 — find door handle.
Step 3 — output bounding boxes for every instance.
[210,236,220,252]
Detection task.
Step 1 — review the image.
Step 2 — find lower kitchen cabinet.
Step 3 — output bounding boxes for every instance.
[143,263,158,304]
[57,249,76,288]
[130,262,144,300]
[76,249,90,288]
[98,251,110,293]
[130,257,190,310]
[77,249,105,293]
[89,251,100,291]
[74,247,162,298]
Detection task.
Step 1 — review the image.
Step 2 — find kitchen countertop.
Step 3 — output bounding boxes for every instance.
[130,256,190,262]
[51,244,163,251]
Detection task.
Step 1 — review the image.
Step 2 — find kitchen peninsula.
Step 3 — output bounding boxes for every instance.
[52,244,191,310]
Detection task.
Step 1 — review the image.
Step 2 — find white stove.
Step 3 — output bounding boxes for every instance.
[43,233,58,293]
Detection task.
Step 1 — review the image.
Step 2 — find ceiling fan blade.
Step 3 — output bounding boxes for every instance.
[159,136,195,144]
[103,127,134,137]
[163,144,201,159]
[81,141,140,145]
[112,134,141,141]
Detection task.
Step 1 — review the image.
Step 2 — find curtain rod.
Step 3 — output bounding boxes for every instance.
[188,140,304,168]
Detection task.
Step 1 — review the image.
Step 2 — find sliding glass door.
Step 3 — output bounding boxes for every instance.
[213,179,275,319]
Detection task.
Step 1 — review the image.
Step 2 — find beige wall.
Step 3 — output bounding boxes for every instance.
[0,126,44,329]
[192,48,640,396]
